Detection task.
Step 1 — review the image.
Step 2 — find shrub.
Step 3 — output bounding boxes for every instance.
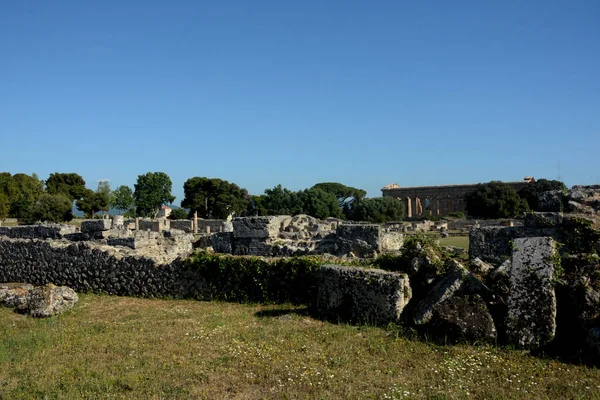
[447,211,466,219]
[184,252,322,305]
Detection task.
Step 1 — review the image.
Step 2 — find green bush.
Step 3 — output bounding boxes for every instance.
[447,211,466,219]
[184,252,323,304]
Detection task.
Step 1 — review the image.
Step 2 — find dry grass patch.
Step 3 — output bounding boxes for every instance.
[1,294,599,399]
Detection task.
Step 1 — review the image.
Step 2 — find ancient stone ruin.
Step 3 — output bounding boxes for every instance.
[1,185,599,364]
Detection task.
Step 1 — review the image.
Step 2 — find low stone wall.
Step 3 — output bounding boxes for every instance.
[0,236,413,327]
[0,224,77,239]
[0,238,200,297]
[197,219,228,234]
[138,220,163,232]
[170,220,193,232]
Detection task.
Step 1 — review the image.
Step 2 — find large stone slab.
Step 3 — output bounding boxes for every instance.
[506,237,557,348]
[81,219,112,233]
[26,283,79,318]
[317,265,411,325]
[232,216,285,239]
[412,267,496,343]
[0,282,34,309]
[0,224,76,239]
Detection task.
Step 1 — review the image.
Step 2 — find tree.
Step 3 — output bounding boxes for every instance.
[76,182,110,218]
[181,177,249,219]
[168,207,189,220]
[32,193,73,223]
[258,185,300,216]
[0,172,45,221]
[311,182,366,208]
[297,188,343,219]
[518,178,567,211]
[246,195,268,216]
[0,192,9,220]
[134,172,176,218]
[344,197,405,223]
[465,181,529,218]
[96,180,111,214]
[110,185,135,215]
[46,173,86,202]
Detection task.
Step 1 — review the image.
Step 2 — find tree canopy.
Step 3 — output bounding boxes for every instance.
[32,193,73,223]
[0,172,45,221]
[310,182,366,207]
[181,177,250,219]
[518,178,567,211]
[45,173,87,202]
[344,197,405,223]
[465,181,529,218]
[110,185,135,215]
[134,172,176,218]
[76,181,110,218]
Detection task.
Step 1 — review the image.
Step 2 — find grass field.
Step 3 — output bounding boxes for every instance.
[438,235,470,251]
[1,295,599,399]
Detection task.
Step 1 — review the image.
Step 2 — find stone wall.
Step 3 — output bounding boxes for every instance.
[0,238,199,298]
[0,234,414,328]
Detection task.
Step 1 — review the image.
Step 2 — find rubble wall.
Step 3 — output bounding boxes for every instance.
[0,238,201,298]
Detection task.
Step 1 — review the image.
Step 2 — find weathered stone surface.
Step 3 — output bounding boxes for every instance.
[506,237,557,348]
[413,266,496,343]
[538,190,564,212]
[212,232,233,254]
[568,185,600,213]
[0,237,199,298]
[26,283,79,317]
[0,282,34,309]
[169,220,193,232]
[111,215,125,229]
[380,231,404,252]
[469,226,558,265]
[336,224,380,249]
[428,294,497,343]
[233,216,286,239]
[81,219,112,233]
[317,264,411,325]
[0,224,76,239]
[471,257,493,274]
[525,212,564,228]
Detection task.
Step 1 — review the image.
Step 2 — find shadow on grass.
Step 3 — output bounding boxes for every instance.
[254,307,311,319]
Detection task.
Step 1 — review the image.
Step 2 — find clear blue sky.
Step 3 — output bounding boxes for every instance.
[1,0,598,204]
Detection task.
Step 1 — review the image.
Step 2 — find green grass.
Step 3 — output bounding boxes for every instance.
[1,295,599,399]
[438,235,470,250]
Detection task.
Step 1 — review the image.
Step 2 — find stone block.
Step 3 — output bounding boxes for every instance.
[317,264,411,325]
[232,216,283,239]
[138,220,161,232]
[538,190,564,212]
[506,237,557,348]
[412,267,496,343]
[0,224,77,239]
[81,219,112,233]
[212,232,233,254]
[379,231,404,252]
[336,224,381,249]
[524,212,563,228]
[107,237,149,249]
[26,283,79,318]
[111,215,125,229]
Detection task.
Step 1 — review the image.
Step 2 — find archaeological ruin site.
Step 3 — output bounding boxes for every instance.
[1,184,600,365]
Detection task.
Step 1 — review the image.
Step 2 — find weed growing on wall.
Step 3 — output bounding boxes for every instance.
[184,252,322,305]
